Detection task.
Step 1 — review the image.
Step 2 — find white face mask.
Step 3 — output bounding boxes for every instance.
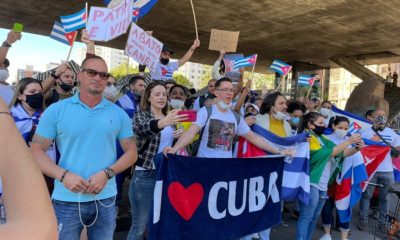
[0,69,9,81]
[103,85,118,99]
[320,108,331,117]
[273,110,288,120]
[170,99,185,109]
[217,100,232,110]
[334,129,348,139]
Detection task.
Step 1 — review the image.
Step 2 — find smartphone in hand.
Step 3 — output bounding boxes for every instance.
[178,110,197,122]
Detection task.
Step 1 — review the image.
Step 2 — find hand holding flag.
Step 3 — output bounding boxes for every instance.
[233,54,257,69]
[298,75,315,86]
[60,8,87,33]
[270,59,292,76]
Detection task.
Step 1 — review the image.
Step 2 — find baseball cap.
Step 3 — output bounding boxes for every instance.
[162,44,174,54]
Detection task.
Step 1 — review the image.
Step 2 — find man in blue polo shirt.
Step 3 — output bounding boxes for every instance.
[31,56,138,240]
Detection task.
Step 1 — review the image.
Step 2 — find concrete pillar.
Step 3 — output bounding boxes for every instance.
[330,56,388,117]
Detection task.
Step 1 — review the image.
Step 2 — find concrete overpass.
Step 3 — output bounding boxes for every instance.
[2,0,400,69]
[1,0,400,116]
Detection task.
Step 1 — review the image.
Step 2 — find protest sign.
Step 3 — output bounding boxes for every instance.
[125,22,163,72]
[223,53,243,82]
[87,0,132,41]
[209,29,240,52]
[148,153,284,240]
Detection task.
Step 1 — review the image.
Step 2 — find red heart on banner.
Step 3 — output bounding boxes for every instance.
[167,182,204,221]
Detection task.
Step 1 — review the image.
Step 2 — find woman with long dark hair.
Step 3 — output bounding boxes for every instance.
[296,112,362,240]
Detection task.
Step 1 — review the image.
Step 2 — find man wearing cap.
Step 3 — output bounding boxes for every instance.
[150,39,200,81]
[0,30,21,105]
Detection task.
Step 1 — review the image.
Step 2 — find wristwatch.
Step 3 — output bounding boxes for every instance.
[51,70,59,79]
[103,167,115,179]
[1,42,11,48]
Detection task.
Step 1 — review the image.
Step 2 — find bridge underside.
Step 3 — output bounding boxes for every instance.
[1,0,400,71]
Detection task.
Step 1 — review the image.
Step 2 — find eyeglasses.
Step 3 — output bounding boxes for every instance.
[217,88,235,93]
[81,68,111,80]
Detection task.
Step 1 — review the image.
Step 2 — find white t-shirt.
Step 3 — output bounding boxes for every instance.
[150,61,179,81]
[158,126,174,154]
[194,105,250,158]
[362,127,400,172]
[0,84,14,105]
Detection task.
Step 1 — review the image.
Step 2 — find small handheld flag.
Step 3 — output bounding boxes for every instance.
[270,59,292,75]
[347,121,362,135]
[298,75,315,86]
[50,21,77,46]
[60,8,87,33]
[233,54,257,69]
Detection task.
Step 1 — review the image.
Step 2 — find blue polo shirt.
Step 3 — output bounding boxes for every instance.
[36,93,134,202]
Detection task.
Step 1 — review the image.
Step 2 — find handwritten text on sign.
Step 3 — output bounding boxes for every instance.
[87,0,132,42]
[209,29,240,52]
[125,23,163,72]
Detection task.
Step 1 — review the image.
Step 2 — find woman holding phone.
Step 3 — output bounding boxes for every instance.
[127,81,188,240]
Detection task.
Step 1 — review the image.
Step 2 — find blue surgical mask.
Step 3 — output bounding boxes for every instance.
[291,117,300,125]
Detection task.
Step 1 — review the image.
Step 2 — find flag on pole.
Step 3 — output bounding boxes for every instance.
[270,59,292,75]
[50,21,77,46]
[233,54,257,69]
[298,75,315,86]
[132,0,158,21]
[60,8,87,32]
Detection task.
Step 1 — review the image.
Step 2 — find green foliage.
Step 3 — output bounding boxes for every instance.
[244,72,275,90]
[198,65,213,89]
[173,72,194,88]
[110,61,139,80]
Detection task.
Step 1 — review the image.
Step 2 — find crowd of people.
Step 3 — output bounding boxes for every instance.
[0,27,400,240]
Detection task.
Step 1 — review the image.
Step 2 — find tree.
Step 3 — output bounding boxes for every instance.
[198,65,213,89]
[173,72,194,88]
[244,72,275,91]
[110,61,139,80]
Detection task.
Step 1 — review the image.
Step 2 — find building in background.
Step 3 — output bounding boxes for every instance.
[16,65,40,82]
[76,46,137,71]
[177,62,207,89]
[328,63,400,109]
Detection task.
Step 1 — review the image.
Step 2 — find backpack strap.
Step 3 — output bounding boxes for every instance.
[230,109,241,126]
[198,105,212,141]
[199,95,206,108]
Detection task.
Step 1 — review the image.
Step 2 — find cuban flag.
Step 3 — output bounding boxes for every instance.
[161,67,173,79]
[60,8,87,33]
[298,75,315,86]
[50,21,77,46]
[348,122,362,135]
[331,105,372,131]
[233,54,257,69]
[132,0,158,21]
[334,149,369,223]
[270,59,292,76]
[238,125,311,204]
[393,156,400,182]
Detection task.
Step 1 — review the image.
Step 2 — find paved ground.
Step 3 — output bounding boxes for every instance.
[113,179,392,240]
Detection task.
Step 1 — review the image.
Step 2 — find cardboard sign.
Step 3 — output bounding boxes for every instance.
[223,54,243,82]
[125,23,163,72]
[87,0,133,42]
[209,29,240,52]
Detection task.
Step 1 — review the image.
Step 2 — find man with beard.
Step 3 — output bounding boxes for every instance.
[149,39,200,81]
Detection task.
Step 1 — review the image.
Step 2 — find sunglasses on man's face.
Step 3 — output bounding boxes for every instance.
[81,68,110,80]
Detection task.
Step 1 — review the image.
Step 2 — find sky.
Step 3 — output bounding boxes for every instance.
[0,27,86,83]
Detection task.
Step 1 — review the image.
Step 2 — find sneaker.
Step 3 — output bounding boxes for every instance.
[319,234,332,240]
[358,221,367,231]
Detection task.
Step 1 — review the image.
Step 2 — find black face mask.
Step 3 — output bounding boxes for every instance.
[160,58,170,65]
[25,92,44,110]
[313,125,326,136]
[59,80,74,92]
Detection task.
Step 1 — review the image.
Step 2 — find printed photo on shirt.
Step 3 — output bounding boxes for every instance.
[207,119,236,151]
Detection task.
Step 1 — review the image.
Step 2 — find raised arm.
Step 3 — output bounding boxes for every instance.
[0,31,21,67]
[234,79,251,113]
[0,99,57,239]
[81,29,95,55]
[178,39,200,67]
